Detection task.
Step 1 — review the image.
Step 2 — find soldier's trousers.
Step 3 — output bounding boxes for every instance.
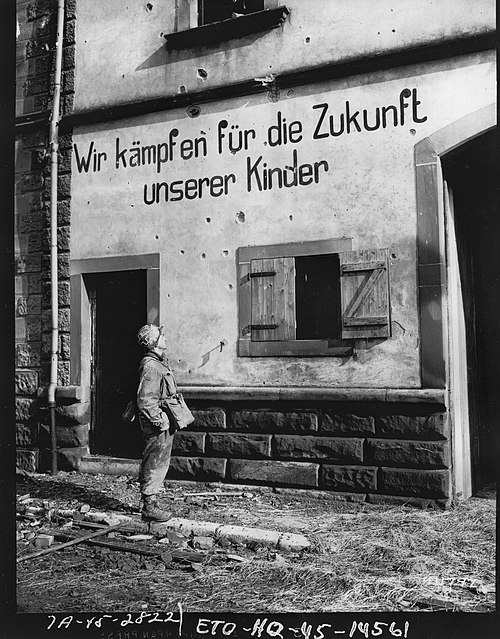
[138,422,174,496]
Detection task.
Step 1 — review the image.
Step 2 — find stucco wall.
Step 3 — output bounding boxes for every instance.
[74,0,495,112]
[70,52,495,389]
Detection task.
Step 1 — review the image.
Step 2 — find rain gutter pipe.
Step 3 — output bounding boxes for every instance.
[48,0,65,475]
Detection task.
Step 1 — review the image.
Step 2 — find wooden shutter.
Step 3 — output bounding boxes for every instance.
[339,248,391,339]
[250,257,296,341]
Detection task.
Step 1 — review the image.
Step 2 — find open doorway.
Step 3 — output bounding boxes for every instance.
[84,270,147,458]
[442,129,498,494]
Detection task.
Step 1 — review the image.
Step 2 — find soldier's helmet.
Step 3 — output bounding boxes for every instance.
[137,324,163,349]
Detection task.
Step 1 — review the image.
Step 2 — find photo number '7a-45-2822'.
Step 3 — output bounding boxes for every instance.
[45,613,410,639]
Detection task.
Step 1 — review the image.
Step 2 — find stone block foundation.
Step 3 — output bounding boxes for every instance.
[163,399,451,505]
[42,397,452,506]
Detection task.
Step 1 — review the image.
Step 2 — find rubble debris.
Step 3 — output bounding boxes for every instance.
[226,554,250,563]
[55,525,206,565]
[17,523,123,563]
[192,536,214,550]
[164,530,186,543]
[34,534,54,549]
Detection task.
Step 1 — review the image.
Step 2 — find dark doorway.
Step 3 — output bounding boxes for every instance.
[442,129,498,492]
[85,270,147,458]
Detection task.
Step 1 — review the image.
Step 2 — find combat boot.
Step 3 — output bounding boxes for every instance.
[141,494,172,522]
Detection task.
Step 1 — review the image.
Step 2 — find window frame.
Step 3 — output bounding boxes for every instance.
[237,237,355,358]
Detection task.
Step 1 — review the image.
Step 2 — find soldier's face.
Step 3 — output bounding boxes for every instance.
[155,332,167,350]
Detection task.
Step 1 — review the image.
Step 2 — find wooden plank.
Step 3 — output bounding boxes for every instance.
[56,533,205,563]
[274,256,295,341]
[341,260,386,272]
[251,258,277,341]
[344,316,387,326]
[17,523,123,563]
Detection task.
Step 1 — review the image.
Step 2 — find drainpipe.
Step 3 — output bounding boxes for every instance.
[48,0,65,475]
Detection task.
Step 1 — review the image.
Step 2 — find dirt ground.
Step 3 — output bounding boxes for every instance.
[16,470,496,613]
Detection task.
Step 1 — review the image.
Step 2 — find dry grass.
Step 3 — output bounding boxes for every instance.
[16,472,495,613]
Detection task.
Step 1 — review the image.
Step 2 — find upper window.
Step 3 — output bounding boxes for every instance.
[237,239,391,357]
[199,0,265,26]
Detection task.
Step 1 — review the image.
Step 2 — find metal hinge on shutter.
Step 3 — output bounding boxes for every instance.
[249,271,277,278]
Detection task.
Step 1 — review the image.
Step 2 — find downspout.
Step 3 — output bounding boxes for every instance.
[48,0,65,475]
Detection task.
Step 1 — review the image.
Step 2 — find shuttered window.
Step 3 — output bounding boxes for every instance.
[250,257,296,341]
[340,249,391,339]
[237,239,391,357]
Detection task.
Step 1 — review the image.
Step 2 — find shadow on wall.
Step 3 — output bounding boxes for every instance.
[135,31,268,71]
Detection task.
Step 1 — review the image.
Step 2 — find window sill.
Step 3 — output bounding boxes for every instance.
[238,339,353,358]
[164,6,289,51]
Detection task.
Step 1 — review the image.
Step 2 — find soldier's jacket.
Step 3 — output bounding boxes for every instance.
[136,352,177,430]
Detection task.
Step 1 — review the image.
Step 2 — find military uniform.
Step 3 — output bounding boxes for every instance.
[136,352,179,496]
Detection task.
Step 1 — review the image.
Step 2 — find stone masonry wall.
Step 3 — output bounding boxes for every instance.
[167,402,451,507]
[15,0,77,471]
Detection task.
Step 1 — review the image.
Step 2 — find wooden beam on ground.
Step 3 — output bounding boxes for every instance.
[16,523,123,563]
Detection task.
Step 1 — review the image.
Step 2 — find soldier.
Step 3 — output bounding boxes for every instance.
[136,324,178,522]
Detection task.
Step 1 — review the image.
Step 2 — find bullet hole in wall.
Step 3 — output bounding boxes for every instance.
[410,129,416,135]
[304,36,310,43]
[236,211,245,223]
[179,85,186,93]
[391,253,397,259]
[228,284,233,290]
[206,217,211,223]
[180,250,185,255]
[201,253,206,259]
[155,235,159,240]
[392,29,396,33]
[197,68,208,81]
[289,215,293,221]
[187,104,201,118]
[145,3,153,11]
[223,250,229,257]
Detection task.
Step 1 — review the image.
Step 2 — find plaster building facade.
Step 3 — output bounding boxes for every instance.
[15,0,497,506]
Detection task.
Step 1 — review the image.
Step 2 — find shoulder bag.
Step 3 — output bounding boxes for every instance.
[161,371,195,431]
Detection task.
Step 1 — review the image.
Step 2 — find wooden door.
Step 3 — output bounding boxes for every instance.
[443,129,498,493]
[444,181,472,499]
